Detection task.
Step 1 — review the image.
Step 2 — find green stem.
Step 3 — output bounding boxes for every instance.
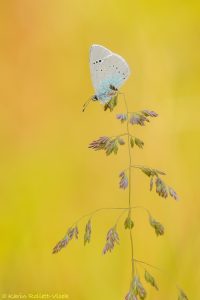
[115,209,127,227]
[72,207,127,227]
[70,205,151,229]
[133,258,184,294]
[123,93,135,278]
[110,133,135,139]
[109,133,128,138]
[133,258,163,272]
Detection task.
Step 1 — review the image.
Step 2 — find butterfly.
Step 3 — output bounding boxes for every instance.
[83,44,131,111]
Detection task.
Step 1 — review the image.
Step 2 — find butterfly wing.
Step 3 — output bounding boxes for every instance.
[89,44,131,103]
[95,53,131,103]
[90,44,112,92]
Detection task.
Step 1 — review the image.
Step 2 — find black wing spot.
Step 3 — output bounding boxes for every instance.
[101,69,102,71]
[96,61,98,63]
[99,60,102,62]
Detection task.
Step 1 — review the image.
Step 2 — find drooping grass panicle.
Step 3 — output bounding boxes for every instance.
[178,289,189,300]
[116,113,128,123]
[104,94,118,112]
[52,226,78,254]
[103,226,120,255]
[144,270,159,290]
[89,136,125,155]
[125,276,147,300]
[84,219,92,245]
[119,171,129,190]
[149,216,164,236]
[131,165,179,200]
[124,211,134,230]
[116,109,158,126]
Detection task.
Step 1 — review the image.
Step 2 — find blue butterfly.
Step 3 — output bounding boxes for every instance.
[83,44,131,111]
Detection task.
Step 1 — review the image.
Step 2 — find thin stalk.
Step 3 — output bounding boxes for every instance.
[133,258,163,272]
[71,207,128,227]
[131,205,151,217]
[123,164,165,173]
[115,209,128,227]
[122,93,135,278]
[134,258,184,294]
[109,133,135,139]
[109,133,128,139]
[70,205,151,230]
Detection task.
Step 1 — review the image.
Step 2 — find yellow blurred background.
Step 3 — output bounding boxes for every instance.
[0,0,199,299]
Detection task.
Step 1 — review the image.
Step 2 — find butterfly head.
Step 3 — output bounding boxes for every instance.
[92,95,98,101]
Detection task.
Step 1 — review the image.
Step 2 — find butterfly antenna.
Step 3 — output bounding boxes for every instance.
[82,97,92,112]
